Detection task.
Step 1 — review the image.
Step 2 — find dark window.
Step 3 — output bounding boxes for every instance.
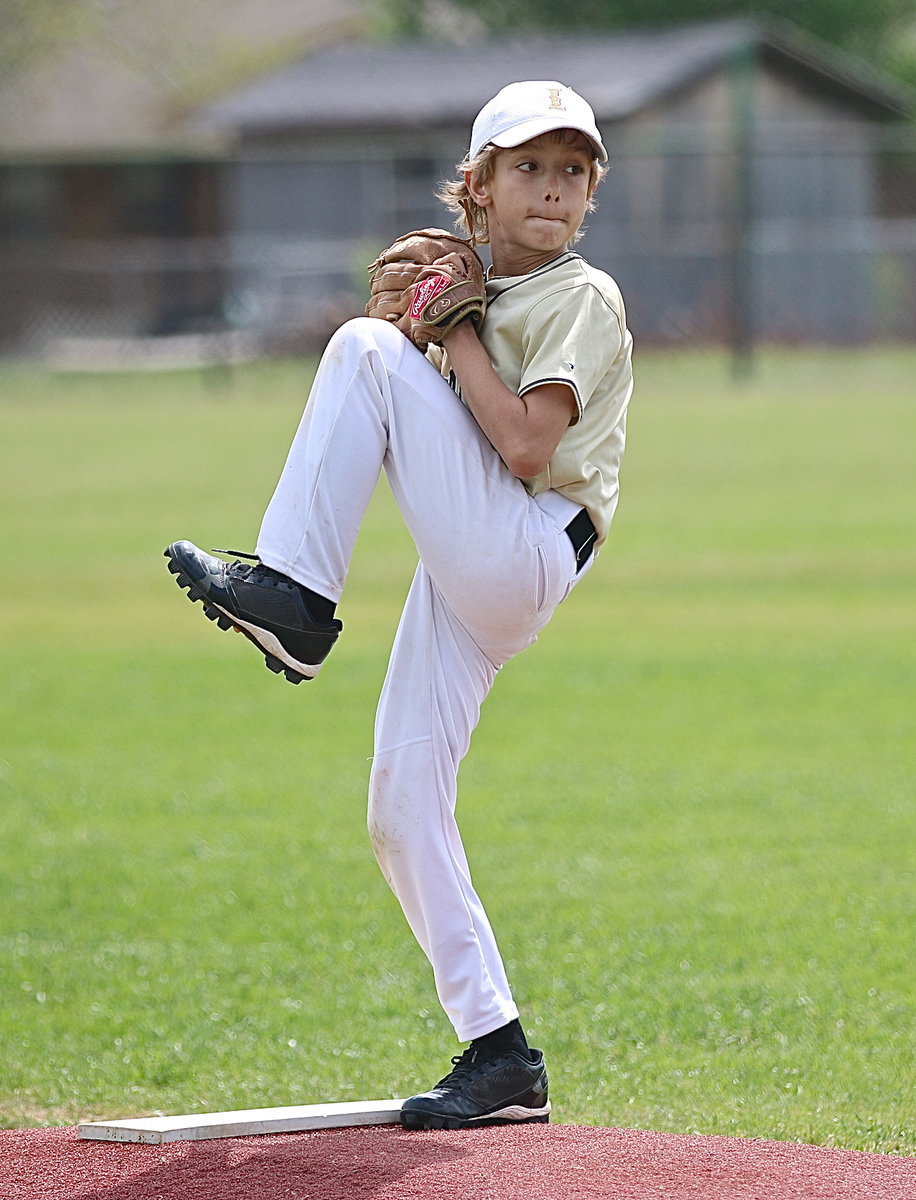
[0,166,59,238]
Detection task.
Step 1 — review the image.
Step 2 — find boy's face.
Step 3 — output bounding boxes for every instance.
[469,129,595,272]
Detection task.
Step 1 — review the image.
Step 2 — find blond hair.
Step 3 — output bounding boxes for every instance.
[437,134,608,246]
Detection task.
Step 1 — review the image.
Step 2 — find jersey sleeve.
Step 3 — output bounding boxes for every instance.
[517,283,624,421]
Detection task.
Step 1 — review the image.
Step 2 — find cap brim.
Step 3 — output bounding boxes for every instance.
[488,117,607,164]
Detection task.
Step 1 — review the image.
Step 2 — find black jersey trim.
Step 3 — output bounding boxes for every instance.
[519,375,583,422]
[486,253,582,306]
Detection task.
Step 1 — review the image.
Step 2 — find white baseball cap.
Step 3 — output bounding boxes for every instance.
[470,80,608,164]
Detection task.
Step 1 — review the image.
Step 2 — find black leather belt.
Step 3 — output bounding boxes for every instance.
[565,508,597,573]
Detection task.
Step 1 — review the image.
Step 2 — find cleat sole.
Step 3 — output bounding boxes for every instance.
[400,1114,548,1131]
[265,655,305,685]
[399,1110,549,1132]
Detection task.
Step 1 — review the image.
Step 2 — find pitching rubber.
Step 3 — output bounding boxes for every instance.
[77,1100,405,1144]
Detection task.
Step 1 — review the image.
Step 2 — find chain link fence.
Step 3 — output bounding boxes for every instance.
[1,129,913,368]
[0,235,366,367]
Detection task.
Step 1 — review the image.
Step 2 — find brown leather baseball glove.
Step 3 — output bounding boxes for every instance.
[366,228,486,350]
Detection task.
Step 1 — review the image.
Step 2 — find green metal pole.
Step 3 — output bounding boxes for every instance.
[728,38,756,381]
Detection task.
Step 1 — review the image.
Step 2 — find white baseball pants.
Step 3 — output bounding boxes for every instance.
[256,317,587,1041]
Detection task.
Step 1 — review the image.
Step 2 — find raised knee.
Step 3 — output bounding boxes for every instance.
[333,314,404,354]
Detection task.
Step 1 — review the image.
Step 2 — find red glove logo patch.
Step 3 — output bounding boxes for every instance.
[410,274,452,322]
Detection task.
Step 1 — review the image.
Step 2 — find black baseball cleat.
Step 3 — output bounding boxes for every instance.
[163,541,341,684]
[399,1046,550,1131]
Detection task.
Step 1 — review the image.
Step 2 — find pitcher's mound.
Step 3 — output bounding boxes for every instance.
[2,1122,913,1199]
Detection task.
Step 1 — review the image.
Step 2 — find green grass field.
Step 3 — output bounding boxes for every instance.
[1,348,913,1154]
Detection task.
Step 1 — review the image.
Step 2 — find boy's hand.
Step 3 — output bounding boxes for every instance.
[408,257,486,350]
[366,228,486,350]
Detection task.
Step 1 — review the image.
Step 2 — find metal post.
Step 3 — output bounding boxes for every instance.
[728,39,756,381]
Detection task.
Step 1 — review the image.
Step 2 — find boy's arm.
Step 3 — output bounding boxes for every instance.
[442,320,576,480]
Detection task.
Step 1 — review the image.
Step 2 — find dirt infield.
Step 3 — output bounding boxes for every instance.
[2,1123,914,1199]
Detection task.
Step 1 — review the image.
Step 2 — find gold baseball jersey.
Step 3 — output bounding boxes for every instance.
[439,251,633,549]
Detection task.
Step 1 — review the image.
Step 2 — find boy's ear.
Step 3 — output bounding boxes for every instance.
[465,169,491,207]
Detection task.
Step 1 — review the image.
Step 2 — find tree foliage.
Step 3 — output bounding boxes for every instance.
[0,0,89,75]
[383,0,916,88]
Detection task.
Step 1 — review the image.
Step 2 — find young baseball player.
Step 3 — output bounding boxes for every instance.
[164,81,633,1130]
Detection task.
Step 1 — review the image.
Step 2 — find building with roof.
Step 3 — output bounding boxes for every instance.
[1,17,912,357]
[0,0,370,356]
